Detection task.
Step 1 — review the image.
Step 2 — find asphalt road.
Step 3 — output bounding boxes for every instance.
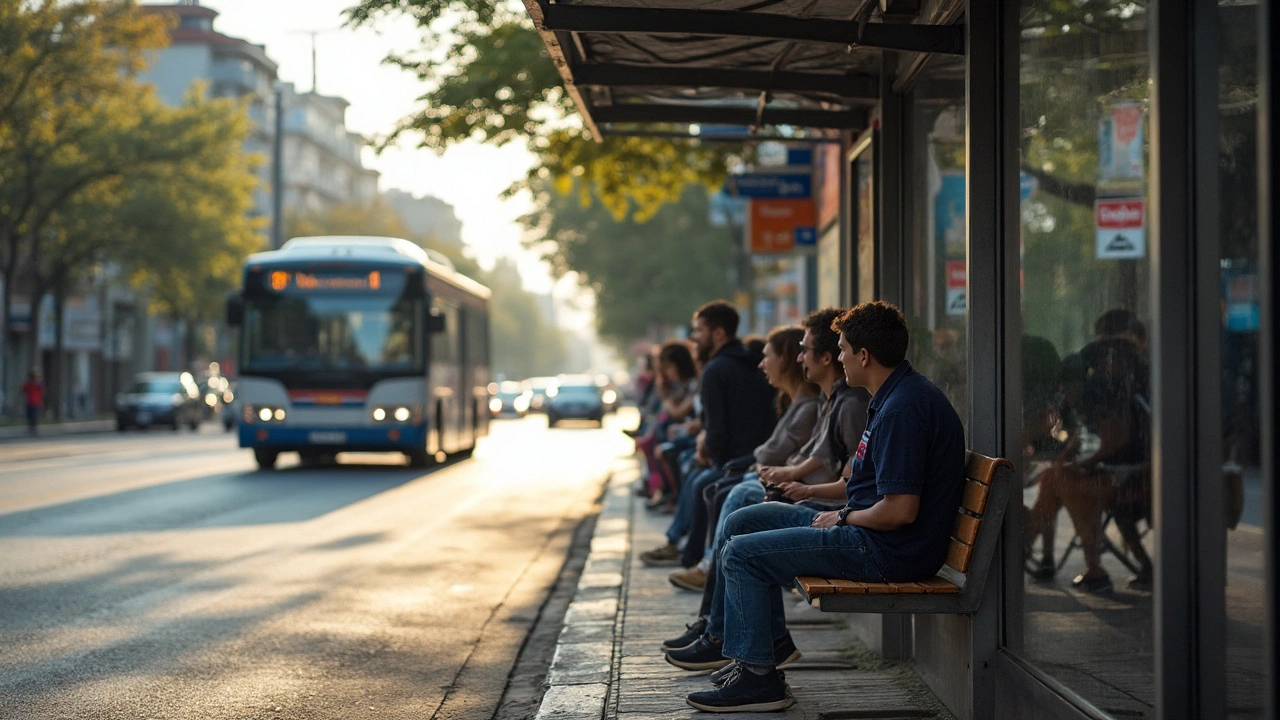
[0,411,634,720]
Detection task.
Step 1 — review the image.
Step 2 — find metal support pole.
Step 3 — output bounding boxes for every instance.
[1149,0,1225,716]
[1256,0,1279,715]
[271,86,284,250]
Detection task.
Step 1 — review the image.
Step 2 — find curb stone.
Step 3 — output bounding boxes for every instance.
[534,465,636,720]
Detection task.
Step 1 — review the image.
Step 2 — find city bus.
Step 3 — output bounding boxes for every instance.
[226,236,491,469]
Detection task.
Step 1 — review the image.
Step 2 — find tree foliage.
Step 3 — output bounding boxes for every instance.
[342,0,742,220]
[525,182,736,350]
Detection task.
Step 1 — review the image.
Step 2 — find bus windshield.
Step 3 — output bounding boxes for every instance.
[242,293,424,377]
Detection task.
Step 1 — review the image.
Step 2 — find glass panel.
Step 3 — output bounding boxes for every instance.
[1015,2,1154,715]
[1218,3,1264,716]
[903,56,966,419]
[853,143,876,305]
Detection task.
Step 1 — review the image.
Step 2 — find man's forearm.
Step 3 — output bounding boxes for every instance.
[804,480,848,500]
[845,496,918,532]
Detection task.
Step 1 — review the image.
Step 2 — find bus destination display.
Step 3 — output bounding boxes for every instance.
[263,270,393,293]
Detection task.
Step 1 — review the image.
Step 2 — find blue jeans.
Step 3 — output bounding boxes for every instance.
[665,465,724,544]
[706,475,766,563]
[708,502,886,666]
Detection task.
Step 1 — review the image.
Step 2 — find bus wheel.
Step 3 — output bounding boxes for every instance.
[254,449,279,470]
[407,450,431,468]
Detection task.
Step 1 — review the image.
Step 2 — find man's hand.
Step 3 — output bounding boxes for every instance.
[759,466,794,484]
[779,482,811,501]
[810,510,841,529]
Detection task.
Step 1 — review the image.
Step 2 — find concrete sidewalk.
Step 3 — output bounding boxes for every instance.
[0,418,113,441]
[536,462,954,719]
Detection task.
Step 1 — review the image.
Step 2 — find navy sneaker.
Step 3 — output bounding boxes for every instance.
[662,617,708,650]
[686,666,794,713]
[665,635,731,671]
[709,634,802,686]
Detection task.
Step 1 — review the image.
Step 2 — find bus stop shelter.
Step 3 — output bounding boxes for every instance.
[519,1,1280,719]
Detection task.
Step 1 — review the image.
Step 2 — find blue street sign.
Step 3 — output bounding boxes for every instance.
[1020,172,1038,201]
[786,148,813,166]
[726,173,812,199]
[794,227,817,246]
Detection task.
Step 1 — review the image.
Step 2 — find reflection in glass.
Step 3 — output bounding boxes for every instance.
[244,294,423,375]
[1219,3,1264,717]
[904,56,966,420]
[1015,1,1155,715]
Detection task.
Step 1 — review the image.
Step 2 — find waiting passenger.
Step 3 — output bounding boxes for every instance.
[675,302,965,713]
[663,307,869,654]
[663,325,822,588]
[639,301,777,566]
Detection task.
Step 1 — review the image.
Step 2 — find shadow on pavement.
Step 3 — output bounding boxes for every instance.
[0,460,451,538]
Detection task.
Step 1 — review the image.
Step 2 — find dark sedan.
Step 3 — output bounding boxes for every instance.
[546,378,605,427]
[115,372,203,431]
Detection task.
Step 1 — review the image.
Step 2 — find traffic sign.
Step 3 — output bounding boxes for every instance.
[726,172,812,199]
[747,199,816,254]
[1095,198,1146,259]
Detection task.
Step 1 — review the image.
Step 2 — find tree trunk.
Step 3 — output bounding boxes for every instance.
[0,228,17,416]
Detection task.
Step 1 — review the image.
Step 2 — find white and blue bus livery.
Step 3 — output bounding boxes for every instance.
[226,236,491,469]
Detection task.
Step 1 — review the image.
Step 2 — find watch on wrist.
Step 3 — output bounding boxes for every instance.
[836,507,853,526]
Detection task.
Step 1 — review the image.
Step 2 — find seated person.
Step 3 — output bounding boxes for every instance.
[664,325,823,584]
[639,301,777,565]
[669,302,966,713]
[1024,310,1152,592]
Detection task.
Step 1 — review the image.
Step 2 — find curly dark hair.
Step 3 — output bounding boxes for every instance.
[801,307,844,362]
[832,301,909,368]
[694,300,740,339]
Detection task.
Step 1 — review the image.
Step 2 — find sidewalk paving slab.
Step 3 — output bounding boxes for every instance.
[536,460,957,720]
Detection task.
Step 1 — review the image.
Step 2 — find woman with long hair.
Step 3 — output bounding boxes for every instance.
[638,341,700,502]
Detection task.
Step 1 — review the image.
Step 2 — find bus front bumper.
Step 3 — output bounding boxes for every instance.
[239,424,428,452]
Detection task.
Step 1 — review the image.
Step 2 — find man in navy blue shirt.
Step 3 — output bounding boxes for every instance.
[681,302,965,713]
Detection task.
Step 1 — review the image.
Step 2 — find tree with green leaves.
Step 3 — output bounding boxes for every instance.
[342,0,742,220]
[0,0,182,404]
[524,181,736,351]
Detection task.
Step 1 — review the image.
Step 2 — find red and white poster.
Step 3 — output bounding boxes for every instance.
[1095,198,1146,259]
[945,260,966,317]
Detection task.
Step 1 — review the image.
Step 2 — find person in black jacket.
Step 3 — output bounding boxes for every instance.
[691,301,778,467]
[639,301,778,566]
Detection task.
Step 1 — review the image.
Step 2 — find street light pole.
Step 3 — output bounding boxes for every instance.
[271,85,284,250]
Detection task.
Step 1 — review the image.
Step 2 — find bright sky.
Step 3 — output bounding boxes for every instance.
[197,0,555,294]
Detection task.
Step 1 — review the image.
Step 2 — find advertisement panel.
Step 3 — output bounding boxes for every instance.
[747,199,816,254]
[1095,198,1146,259]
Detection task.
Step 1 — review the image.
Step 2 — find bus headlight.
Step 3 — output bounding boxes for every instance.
[245,405,286,423]
[393,406,411,422]
[372,407,387,421]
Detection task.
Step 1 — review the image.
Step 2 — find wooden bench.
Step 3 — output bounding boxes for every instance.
[795,451,1014,614]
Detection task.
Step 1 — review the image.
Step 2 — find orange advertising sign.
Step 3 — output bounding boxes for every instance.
[748,199,817,254]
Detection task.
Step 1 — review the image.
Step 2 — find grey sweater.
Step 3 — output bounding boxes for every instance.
[752,388,821,467]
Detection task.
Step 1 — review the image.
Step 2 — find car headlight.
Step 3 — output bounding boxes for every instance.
[489,398,503,413]
[602,390,617,404]
[513,396,530,412]
[205,393,218,407]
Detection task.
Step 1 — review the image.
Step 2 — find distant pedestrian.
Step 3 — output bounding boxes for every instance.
[22,369,44,435]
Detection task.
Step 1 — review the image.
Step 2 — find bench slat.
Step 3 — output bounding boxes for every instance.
[965,452,1000,485]
[953,513,981,546]
[961,479,991,515]
[946,538,975,573]
[829,579,868,594]
[795,577,835,595]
